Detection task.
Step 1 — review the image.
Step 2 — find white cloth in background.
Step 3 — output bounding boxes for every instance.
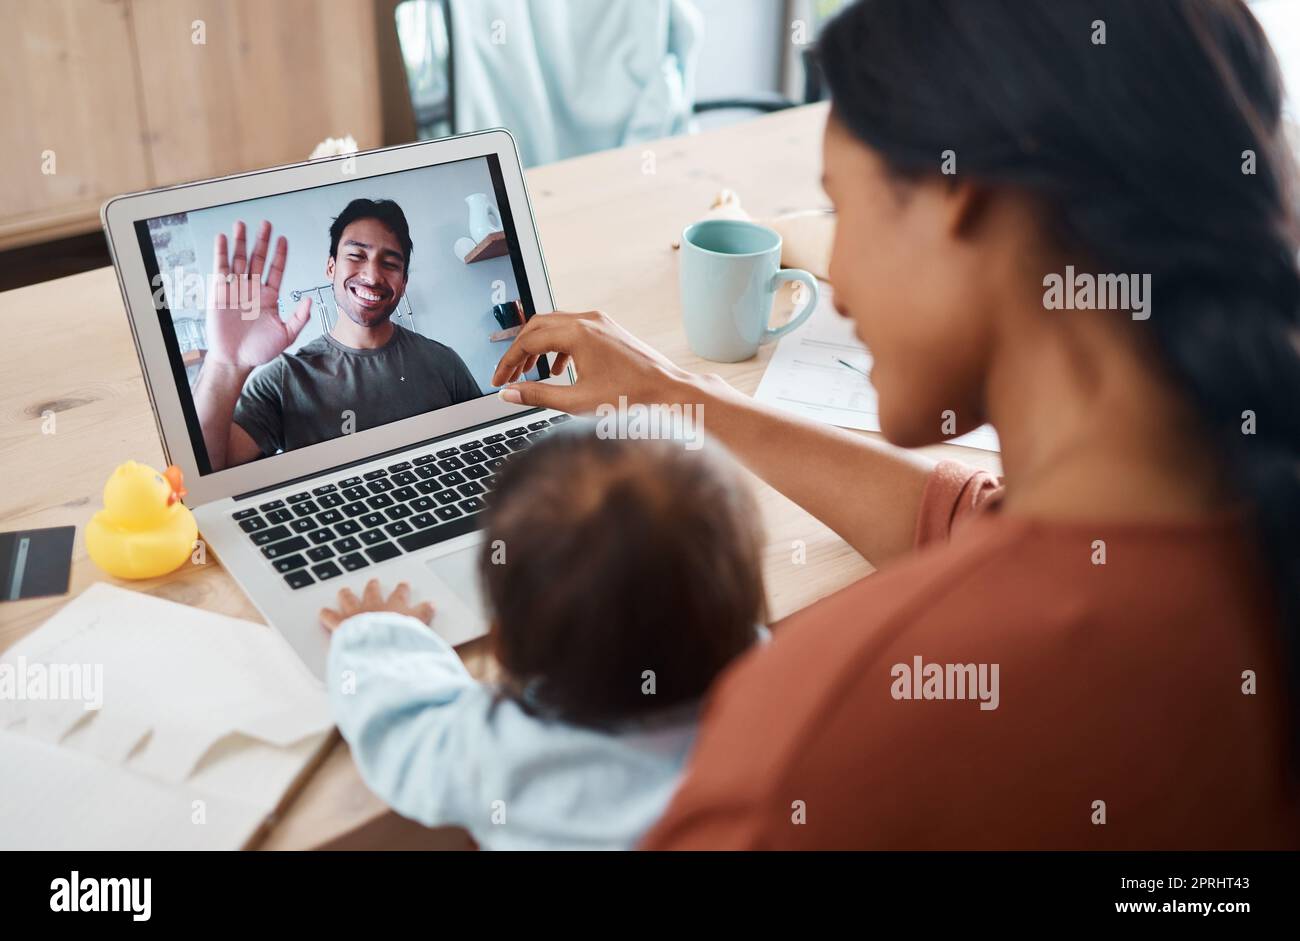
[448,0,703,166]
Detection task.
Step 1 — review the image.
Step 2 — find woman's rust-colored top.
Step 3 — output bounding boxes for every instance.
[643,461,1300,849]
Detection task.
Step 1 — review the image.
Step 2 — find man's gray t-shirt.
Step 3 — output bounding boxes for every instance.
[233,324,482,456]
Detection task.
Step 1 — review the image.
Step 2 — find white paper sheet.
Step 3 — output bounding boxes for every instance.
[0,728,266,851]
[753,285,1001,453]
[0,583,333,849]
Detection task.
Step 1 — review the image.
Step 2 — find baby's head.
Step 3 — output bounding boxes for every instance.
[479,425,766,729]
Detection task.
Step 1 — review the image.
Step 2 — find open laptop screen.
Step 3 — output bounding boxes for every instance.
[133,153,547,476]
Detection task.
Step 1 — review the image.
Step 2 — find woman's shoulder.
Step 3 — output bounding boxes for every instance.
[649,514,1292,848]
[743,509,1268,717]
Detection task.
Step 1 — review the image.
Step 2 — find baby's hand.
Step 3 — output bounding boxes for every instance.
[320,579,435,632]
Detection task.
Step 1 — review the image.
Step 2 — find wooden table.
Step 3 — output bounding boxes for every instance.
[0,103,1000,849]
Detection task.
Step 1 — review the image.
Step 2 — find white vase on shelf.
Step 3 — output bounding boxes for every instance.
[465,193,502,243]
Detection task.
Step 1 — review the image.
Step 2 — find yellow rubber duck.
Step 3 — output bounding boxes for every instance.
[86,461,198,579]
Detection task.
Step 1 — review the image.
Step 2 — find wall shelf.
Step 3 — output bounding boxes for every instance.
[463,230,507,263]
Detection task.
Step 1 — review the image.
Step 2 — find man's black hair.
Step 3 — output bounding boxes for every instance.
[328,198,413,275]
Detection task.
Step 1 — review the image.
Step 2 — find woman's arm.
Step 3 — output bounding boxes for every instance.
[691,374,936,565]
[494,311,935,566]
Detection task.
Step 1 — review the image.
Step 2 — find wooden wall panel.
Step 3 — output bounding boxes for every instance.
[129,0,384,185]
[0,0,153,248]
[0,0,387,249]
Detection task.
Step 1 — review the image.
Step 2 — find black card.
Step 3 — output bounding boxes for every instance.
[0,526,75,602]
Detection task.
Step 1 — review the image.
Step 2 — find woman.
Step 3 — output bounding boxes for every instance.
[494,0,1300,848]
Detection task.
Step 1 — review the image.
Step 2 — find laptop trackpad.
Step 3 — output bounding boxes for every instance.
[424,546,487,626]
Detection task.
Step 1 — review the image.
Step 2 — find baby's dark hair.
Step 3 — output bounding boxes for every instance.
[478,424,767,729]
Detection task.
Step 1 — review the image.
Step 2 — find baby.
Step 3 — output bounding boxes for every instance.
[321,424,767,849]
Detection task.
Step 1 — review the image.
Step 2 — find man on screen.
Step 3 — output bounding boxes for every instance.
[192,199,481,470]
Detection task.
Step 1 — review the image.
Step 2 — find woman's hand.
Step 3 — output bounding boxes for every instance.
[320,579,435,632]
[493,309,935,567]
[492,310,704,414]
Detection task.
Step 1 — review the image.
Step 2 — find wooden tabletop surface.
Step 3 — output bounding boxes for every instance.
[0,103,1001,849]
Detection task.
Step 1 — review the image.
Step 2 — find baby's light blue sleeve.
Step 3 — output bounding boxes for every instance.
[326,612,491,829]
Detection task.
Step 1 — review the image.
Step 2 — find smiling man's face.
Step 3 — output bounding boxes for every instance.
[326,217,408,328]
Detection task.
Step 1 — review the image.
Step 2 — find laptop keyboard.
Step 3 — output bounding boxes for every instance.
[230,415,569,590]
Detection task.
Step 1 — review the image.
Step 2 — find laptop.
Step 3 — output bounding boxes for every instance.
[101,129,574,679]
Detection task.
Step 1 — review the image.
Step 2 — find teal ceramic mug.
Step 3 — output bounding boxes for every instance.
[679,219,819,362]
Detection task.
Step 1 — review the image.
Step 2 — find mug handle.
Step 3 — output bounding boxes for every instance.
[763,269,819,343]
